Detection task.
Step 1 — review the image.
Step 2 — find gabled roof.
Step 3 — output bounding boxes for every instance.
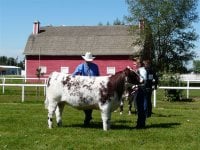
[24,25,142,56]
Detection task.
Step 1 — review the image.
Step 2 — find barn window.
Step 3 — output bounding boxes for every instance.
[39,66,47,73]
[107,67,115,75]
[61,67,69,74]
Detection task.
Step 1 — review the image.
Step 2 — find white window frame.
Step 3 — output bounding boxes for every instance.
[107,67,116,75]
[39,66,47,73]
[61,67,69,74]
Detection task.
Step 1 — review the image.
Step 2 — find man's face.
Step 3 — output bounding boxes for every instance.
[133,61,137,68]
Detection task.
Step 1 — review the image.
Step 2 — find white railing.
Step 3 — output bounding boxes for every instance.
[153,85,200,107]
[0,77,48,102]
[0,77,48,84]
[0,78,200,106]
[0,83,47,102]
[184,80,200,99]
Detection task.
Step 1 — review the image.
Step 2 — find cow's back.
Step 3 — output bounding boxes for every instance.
[46,72,110,109]
[61,75,109,109]
[46,72,66,101]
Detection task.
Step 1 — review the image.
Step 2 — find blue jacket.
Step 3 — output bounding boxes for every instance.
[72,62,99,76]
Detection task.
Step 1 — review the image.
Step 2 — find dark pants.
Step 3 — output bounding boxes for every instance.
[146,89,153,117]
[83,109,93,125]
[136,87,147,128]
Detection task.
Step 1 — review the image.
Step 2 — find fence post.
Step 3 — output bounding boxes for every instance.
[44,79,47,96]
[153,89,156,107]
[187,80,189,99]
[2,78,5,94]
[22,85,24,102]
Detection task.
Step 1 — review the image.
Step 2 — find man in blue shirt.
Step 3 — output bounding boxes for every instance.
[73,52,100,125]
[73,52,99,76]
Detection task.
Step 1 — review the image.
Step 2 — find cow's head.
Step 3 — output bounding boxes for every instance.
[124,66,141,85]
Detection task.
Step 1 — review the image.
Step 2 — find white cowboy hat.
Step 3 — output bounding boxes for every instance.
[82,52,95,61]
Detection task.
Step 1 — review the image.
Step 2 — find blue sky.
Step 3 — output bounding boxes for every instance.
[0,0,200,62]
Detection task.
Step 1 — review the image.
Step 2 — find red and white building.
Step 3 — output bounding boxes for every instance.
[24,21,145,78]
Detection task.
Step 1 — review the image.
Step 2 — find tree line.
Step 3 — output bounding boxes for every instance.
[0,56,24,69]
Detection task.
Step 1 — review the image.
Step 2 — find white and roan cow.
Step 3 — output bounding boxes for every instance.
[45,67,140,131]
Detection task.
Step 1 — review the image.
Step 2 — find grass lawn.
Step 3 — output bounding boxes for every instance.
[0,87,200,150]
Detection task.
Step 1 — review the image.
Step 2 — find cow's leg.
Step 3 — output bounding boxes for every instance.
[83,109,93,126]
[47,101,57,129]
[55,102,65,127]
[133,93,138,114]
[119,99,124,115]
[128,97,132,115]
[100,102,111,131]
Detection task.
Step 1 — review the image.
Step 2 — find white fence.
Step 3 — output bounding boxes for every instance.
[0,77,47,102]
[0,83,47,102]
[0,77,47,84]
[0,77,200,105]
[153,81,200,107]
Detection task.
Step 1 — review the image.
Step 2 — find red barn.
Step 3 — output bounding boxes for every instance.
[24,21,145,78]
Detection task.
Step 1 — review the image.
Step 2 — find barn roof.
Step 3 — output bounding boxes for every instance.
[24,25,142,56]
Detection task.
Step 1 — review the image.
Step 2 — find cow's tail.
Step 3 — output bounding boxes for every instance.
[44,98,49,109]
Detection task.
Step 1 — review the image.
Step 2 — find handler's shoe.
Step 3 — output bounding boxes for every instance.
[136,123,146,129]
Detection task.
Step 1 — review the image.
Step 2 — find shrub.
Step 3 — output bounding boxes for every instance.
[160,74,183,101]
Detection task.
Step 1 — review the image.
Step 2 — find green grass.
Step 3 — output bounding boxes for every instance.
[0,88,200,150]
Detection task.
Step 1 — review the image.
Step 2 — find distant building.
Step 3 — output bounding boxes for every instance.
[24,21,150,78]
[180,73,200,81]
[0,65,21,75]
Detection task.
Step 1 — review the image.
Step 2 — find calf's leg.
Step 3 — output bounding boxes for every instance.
[47,101,57,129]
[55,102,65,127]
[128,96,133,115]
[119,100,124,115]
[100,102,111,131]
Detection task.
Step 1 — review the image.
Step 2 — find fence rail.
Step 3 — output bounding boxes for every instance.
[0,77,47,84]
[0,83,47,102]
[0,78,200,106]
[153,86,200,107]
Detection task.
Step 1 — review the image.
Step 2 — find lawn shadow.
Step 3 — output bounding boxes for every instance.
[63,120,134,130]
[179,98,194,102]
[62,119,181,130]
[145,122,181,129]
[152,113,182,117]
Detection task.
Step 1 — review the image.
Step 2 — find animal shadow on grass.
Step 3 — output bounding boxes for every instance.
[152,113,182,118]
[62,122,180,130]
[63,120,134,130]
[145,122,181,129]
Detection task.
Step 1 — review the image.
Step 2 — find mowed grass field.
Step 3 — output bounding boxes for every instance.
[0,86,200,150]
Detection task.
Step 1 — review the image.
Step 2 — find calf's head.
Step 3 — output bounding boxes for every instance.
[124,66,141,85]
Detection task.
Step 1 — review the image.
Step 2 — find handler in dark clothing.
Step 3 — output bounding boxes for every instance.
[135,59,147,129]
[143,60,158,118]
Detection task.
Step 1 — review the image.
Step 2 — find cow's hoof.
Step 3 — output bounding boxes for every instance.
[57,122,62,127]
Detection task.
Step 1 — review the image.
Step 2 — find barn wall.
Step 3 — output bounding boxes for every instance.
[26,55,136,78]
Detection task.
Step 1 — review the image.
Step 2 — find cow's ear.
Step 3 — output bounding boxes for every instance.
[124,67,130,76]
[126,66,131,69]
